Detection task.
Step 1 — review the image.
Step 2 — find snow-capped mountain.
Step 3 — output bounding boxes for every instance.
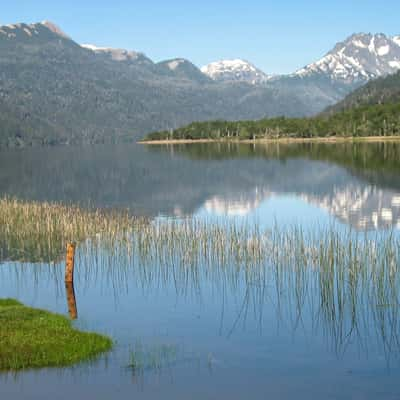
[294,33,400,83]
[201,34,400,87]
[201,59,270,85]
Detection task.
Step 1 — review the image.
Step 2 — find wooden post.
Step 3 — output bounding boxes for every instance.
[65,242,76,283]
[65,282,78,320]
[65,242,78,319]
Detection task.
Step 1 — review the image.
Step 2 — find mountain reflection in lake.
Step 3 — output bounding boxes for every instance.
[1,142,400,399]
[1,141,400,230]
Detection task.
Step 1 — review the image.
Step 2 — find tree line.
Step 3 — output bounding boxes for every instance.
[145,102,400,141]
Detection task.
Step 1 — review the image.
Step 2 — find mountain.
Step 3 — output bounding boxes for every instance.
[81,44,153,66]
[0,21,337,148]
[326,70,400,113]
[156,58,211,83]
[201,59,270,85]
[145,68,400,141]
[294,33,400,84]
[200,33,400,113]
[0,21,400,148]
[262,33,400,113]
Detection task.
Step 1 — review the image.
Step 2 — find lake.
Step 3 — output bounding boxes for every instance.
[1,141,400,399]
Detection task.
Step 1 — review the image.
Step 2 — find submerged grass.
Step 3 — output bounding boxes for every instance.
[0,298,112,371]
[127,343,180,374]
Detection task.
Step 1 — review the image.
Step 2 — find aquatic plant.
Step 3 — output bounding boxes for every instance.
[127,342,180,374]
[0,197,147,263]
[78,220,400,359]
[1,197,400,360]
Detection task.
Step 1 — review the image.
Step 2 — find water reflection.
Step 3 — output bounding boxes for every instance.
[2,142,400,398]
[65,282,78,320]
[1,142,400,230]
[201,185,400,230]
[2,224,399,365]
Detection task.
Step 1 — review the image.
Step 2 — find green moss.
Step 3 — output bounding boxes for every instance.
[0,299,112,371]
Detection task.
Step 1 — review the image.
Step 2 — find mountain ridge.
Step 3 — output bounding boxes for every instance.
[1,20,400,148]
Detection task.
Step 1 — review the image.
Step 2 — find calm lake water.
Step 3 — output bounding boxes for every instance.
[1,142,400,399]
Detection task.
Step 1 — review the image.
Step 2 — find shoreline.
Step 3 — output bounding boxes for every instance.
[139,136,400,145]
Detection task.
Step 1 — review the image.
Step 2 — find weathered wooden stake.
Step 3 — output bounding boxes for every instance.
[65,242,76,283]
[65,282,78,320]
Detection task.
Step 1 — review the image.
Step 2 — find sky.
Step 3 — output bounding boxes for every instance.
[2,0,400,74]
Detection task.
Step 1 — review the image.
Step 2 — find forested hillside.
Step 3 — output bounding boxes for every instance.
[326,71,400,113]
[0,22,336,148]
[145,71,400,141]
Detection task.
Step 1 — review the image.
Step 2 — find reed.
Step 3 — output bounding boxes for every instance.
[0,197,147,263]
[77,220,400,358]
[1,197,400,359]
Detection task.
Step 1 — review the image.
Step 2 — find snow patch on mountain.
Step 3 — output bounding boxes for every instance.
[81,43,149,62]
[23,28,32,37]
[393,36,400,47]
[201,59,270,85]
[353,40,367,49]
[166,59,185,70]
[81,44,109,51]
[377,44,389,56]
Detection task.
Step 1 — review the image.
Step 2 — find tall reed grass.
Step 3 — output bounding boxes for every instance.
[78,219,400,358]
[1,197,400,359]
[0,197,147,262]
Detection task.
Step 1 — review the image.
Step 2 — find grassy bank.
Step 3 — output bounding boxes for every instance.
[0,299,112,371]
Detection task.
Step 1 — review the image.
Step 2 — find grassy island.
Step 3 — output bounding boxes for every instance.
[0,299,112,371]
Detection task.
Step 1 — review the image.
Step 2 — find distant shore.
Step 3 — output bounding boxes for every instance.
[139,136,400,145]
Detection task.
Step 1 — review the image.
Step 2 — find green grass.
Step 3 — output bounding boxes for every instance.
[0,299,112,371]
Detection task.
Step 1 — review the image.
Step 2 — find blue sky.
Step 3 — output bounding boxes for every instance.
[3,1,400,74]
